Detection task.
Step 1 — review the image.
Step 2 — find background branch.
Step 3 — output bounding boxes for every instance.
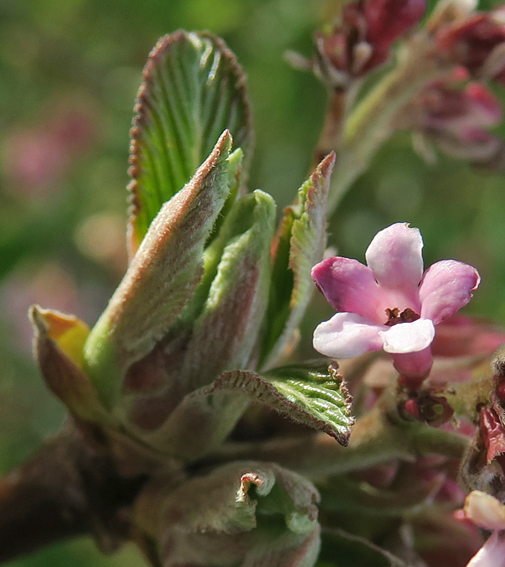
[0,421,147,565]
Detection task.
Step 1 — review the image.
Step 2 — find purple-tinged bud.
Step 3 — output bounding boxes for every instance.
[365,0,426,47]
[313,0,425,86]
[399,78,503,164]
[420,82,502,133]
[402,391,454,426]
[436,9,505,84]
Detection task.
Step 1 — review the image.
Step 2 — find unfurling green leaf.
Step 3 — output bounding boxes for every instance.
[119,190,276,456]
[180,189,276,393]
[200,360,354,446]
[136,360,352,459]
[260,153,335,370]
[83,132,232,408]
[135,461,320,567]
[128,30,253,255]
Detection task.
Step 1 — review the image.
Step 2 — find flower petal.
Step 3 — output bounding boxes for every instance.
[379,318,435,353]
[311,257,383,320]
[313,312,384,358]
[464,491,505,532]
[466,532,505,567]
[365,223,424,290]
[419,260,480,324]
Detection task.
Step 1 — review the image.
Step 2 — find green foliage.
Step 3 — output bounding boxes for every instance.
[83,132,232,407]
[260,153,335,370]
[135,461,321,567]
[128,30,253,254]
[200,360,354,446]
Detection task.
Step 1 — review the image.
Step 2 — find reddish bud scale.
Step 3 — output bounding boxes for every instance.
[479,406,505,464]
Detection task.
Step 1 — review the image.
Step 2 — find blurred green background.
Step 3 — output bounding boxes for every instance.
[0,0,504,565]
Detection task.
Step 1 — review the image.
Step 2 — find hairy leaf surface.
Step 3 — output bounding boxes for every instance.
[260,153,335,369]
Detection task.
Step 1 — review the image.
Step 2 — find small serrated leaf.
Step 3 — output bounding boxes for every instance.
[84,132,232,407]
[138,359,353,459]
[128,30,253,255]
[138,361,354,461]
[198,360,354,447]
[260,153,335,369]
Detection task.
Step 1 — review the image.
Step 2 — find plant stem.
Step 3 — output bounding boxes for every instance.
[207,408,468,479]
[326,34,444,214]
[0,431,88,563]
[0,422,147,565]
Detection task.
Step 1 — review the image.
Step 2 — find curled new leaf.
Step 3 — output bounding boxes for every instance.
[135,461,320,567]
[128,30,253,255]
[83,132,232,407]
[197,360,354,447]
[30,305,109,423]
[118,190,276,455]
[179,189,276,393]
[260,153,335,370]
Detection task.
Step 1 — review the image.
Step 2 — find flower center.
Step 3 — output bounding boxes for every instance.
[384,307,420,326]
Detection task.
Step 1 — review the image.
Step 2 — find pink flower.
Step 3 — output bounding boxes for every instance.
[312,223,480,388]
[463,491,505,567]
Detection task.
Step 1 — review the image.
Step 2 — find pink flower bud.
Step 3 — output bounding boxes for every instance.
[431,314,505,358]
[365,0,426,46]
[402,79,503,164]
[437,9,505,84]
[314,0,425,86]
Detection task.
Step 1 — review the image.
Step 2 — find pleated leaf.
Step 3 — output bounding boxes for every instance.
[260,153,335,370]
[128,30,253,255]
[179,189,276,394]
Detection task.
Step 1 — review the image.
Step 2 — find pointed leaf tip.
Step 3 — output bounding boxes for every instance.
[315,151,336,181]
[85,133,233,407]
[30,305,90,369]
